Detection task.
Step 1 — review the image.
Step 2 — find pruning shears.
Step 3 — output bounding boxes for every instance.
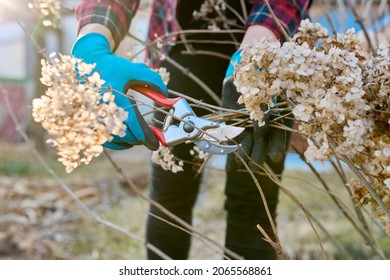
[131,86,244,155]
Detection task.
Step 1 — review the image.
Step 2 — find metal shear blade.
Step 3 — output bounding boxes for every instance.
[131,86,244,155]
[202,125,244,142]
[198,124,244,154]
[194,139,240,155]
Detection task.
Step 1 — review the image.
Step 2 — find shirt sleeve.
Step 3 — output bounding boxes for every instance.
[246,0,312,41]
[75,0,140,47]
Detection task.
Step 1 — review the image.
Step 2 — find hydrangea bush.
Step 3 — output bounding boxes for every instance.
[234,19,390,233]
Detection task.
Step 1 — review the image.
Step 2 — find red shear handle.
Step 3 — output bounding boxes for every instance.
[131,86,181,108]
[149,126,168,147]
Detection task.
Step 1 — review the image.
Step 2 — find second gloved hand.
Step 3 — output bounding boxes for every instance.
[222,50,287,171]
[72,33,167,150]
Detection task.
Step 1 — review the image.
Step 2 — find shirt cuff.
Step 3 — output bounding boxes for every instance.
[75,0,139,47]
[246,0,311,41]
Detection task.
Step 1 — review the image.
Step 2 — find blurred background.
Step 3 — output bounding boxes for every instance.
[0,0,389,260]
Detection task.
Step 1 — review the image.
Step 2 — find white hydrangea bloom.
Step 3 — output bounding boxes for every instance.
[32,54,127,173]
[233,19,390,231]
[151,146,184,173]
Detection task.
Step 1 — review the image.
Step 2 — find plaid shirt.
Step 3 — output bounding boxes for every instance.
[76,0,311,65]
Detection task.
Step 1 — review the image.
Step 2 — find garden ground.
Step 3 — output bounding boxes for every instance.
[0,142,389,260]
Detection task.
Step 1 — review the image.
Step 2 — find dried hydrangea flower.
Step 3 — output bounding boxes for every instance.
[151,145,184,173]
[32,54,127,173]
[156,67,170,85]
[234,19,378,160]
[189,145,209,161]
[28,0,61,27]
[193,0,233,30]
[234,19,390,231]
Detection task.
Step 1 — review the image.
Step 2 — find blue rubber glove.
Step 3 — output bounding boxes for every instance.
[222,50,287,171]
[224,49,242,78]
[72,33,167,150]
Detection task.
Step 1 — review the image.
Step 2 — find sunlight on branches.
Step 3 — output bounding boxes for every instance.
[27,0,60,27]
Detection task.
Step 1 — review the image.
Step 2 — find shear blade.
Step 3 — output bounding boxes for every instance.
[202,125,244,142]
[194,139,240,155]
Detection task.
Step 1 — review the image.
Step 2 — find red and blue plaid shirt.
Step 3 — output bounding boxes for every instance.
[76,0,311,66]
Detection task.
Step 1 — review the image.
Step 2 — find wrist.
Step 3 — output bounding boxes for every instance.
[225,50,242,78]
[72,32,112,61]
[78,23,116,50]
[240,25,278,49]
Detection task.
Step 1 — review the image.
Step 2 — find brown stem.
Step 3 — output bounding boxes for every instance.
[327,139,390,221]
[347,0,377,54]
[233,149,283,254]
[104,149,243,260]
[292,145,386,258]
[168,89,248,115]
[256,224,288,259]
[264,0,292,42]
[181,50,231,60]
[128,33,222,105]
[261,163,353,259]
[148,212,232,259]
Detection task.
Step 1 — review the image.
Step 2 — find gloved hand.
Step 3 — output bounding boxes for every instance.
[222,50,286,171]
[72,33,167,150]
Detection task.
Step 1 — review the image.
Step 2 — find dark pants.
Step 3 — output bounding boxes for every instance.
[145,37,286,259]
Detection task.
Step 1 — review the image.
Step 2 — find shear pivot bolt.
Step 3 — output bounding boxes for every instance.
[183,121,195,133]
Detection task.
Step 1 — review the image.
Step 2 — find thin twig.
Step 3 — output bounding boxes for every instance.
[256,224,288,259]
[329,158,376,238]
[325,13,338,35]
[181,50,231,60]
[263,0,292,42]
[328,139,390,220]
[269,123,298,133]
[262,163,327,260]
[116,88,229,144]
[233,150,283,253]
[225,3,246,25]
[348,0,377,54]
[104,149,244,260]
[301,207,328,260]
[234,139,351,258]
[239,0,248,20]
[176,39,240,45]
[331,157,382,249]
[169,89,248,115]
[292,145,386,258]
[293,146,363,226]
[205,0,239,44]
[261,163,353,259]
[148,212,232,259]
[128,33,222,105]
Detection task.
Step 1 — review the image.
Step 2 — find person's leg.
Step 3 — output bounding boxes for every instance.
[146,44,231,259]
[147,145,201,259]
[224,158,284,260]
[146,36,286,260]
[224,113,293,260]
